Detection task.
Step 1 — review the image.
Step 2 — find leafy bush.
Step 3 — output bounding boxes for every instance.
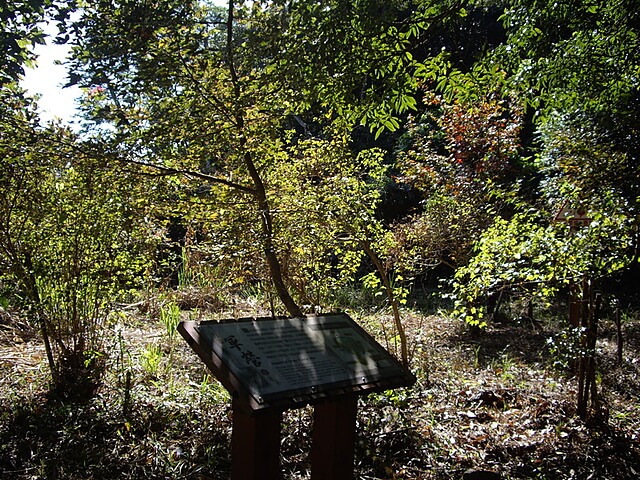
[0,103,158,396]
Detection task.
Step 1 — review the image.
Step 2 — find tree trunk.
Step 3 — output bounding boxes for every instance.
[225,0,302,319]
[576,279,600,421]
[13,252,58,382]
[360,239,409,367]
[243,150,303,318]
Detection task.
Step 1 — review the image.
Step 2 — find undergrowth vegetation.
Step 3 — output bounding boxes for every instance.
[1,292,639,479]
[3,1,640,478]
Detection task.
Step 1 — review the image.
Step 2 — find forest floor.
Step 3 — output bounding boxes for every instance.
[0,299,639,479]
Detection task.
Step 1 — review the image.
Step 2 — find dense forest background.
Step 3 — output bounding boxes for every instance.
[1,0,639,478]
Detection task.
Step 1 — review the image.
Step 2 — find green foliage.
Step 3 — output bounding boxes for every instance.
[0,0,70,85]
[537,110,640,222]
[546,326,587,370]
[266,134,389,307]
[0,95,158,393]
[391,191,487,275]
[140,344,163,377]
[393,90,527,276]
[361,271,409,308]
[61,0,496,319]
[248,0,459,135]
[404,3,640,328]
[452,209,636,327]
[9,0,638,362]
[493,0,640,117]
[452,215,562,326]
[160,302,181,340]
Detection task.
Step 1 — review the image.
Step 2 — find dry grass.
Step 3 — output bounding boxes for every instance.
[1,303,639,479]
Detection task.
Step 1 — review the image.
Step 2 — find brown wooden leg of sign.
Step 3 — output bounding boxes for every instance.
[310,396,358,480]
[231,399,282,480]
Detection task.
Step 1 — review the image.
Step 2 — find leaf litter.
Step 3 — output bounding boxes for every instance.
[0,307,638,479]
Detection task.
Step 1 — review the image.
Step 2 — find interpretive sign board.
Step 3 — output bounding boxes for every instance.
[178,313,415,411]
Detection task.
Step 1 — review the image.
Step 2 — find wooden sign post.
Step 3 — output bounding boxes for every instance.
[230,397,281,480]
[310,395,358,480]
[553,201,601,418]
[553,201,592,327]
[179,313,415,480]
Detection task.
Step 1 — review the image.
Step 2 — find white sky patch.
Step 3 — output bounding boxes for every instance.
[21,0,230,129]
[21,25,82,128]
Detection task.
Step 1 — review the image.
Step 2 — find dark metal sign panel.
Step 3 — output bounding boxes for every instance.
[179,313,415,410]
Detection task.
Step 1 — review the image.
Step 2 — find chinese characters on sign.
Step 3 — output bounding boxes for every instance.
[224,334,263,368]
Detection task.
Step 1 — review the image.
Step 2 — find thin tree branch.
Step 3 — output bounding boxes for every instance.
[4,113,256,194]
[121,156,256,194]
